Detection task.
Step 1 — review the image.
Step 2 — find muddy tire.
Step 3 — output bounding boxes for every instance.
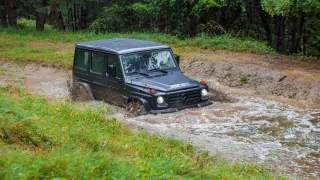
[76,85,92,101]
[126,100,147,117]
[68,79,93,101]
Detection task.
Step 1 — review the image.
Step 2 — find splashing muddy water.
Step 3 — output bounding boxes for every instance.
[124,81,320,179]
[1,62,319,179]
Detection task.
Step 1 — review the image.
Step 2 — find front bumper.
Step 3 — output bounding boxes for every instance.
[149,100,213,114]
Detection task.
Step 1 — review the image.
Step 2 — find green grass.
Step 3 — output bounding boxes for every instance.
[0,86,282,179]
[240,74,250,84]
[0,18,274,68]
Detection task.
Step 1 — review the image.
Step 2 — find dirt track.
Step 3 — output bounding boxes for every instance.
[1,55,319,179]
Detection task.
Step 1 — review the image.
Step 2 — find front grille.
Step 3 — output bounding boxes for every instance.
[168,89,201,105]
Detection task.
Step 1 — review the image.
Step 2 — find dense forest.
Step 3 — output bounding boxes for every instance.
[1,0,320,56]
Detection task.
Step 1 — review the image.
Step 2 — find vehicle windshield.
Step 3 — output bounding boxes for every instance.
[121,50,177,74]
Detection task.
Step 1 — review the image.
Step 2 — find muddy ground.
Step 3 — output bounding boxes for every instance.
[179,50,320,102]
[0,53,319,179]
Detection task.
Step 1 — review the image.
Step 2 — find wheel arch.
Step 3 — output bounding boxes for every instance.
[128,96,151,113]
[77,81,95,100]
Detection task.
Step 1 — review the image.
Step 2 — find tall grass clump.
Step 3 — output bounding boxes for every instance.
[0,87,283,179]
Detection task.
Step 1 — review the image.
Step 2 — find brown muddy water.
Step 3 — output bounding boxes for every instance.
[1,62,319,179]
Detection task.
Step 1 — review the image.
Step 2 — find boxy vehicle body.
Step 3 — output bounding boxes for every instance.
[72,38,212,114]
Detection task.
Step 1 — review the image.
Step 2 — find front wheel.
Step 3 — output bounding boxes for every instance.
[126,100,147,116]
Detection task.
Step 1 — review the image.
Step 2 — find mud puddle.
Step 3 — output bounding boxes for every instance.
[0,62,70,99]
[1,61,319,179]
[126,82,319,179]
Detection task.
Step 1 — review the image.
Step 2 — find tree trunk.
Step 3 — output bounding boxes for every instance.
[76,2,80,30]
[73,1,77,30]
[275,16,285,53]
[280,17,286,53]
[68,7,73,31]
[245,0,252,36]
[66,0,71,30]
[302,34,306,55]
[54,5,65,31]
[158,11,165,33]
[289,16,297,53]
[258,0,272,46]
[84,5,88,29]
[302,16,307,55]
[7,0,17,25]
[0,0,7,26]
[295,12,304,53]
[225,4,242,31]
[80,4,85,30]
[188,16,197,38]
[36,0,46,31]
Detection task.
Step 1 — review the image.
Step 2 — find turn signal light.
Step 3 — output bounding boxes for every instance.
[200,81,207,85]
[150,89,157,94]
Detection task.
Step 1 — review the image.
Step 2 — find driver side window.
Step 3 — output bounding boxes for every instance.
[107,54,122,78]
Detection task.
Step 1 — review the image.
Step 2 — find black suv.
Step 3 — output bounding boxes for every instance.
[72,38,212,115]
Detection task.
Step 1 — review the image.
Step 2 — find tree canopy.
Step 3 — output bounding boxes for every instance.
[1,0,320,56]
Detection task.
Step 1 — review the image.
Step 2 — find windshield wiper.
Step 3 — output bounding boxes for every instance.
[148,68,168,73]
[139,72,149,76]
[129,71,149,76]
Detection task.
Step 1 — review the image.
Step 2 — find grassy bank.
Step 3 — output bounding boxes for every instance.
[0,19,274,68]
[0,87,281,179]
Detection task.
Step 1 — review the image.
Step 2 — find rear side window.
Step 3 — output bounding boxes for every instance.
[75,50,89,70]
[91,52,105,74]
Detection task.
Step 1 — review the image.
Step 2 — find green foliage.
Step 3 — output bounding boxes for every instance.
[261,0,292,16]
[91,0,230,37]
[86,0,320,57]
[4,0,320,57]
[305,15,320,57]
[131,2,156,16]
[262,0,320,16]
[15,18,53,31]
[89,5,130,33]
[0,87,282,179]
[259,0,320,57]
[191,0,228,16]
[0,18,274,68]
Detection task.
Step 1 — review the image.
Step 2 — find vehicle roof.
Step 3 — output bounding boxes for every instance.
[75,38,170,54]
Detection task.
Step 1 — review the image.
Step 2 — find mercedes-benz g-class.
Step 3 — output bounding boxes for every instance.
[72,38,212,115]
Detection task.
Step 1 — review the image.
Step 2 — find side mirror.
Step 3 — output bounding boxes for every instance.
[175,55,180,66]
[108,64,116,77]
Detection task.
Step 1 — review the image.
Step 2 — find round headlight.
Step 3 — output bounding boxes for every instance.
[157,96,164,104]
[201,89,208,97]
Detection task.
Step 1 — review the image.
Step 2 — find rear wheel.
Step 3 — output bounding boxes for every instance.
[69,79,93,101]
[76,85,92,101]
[127,100,147,116]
